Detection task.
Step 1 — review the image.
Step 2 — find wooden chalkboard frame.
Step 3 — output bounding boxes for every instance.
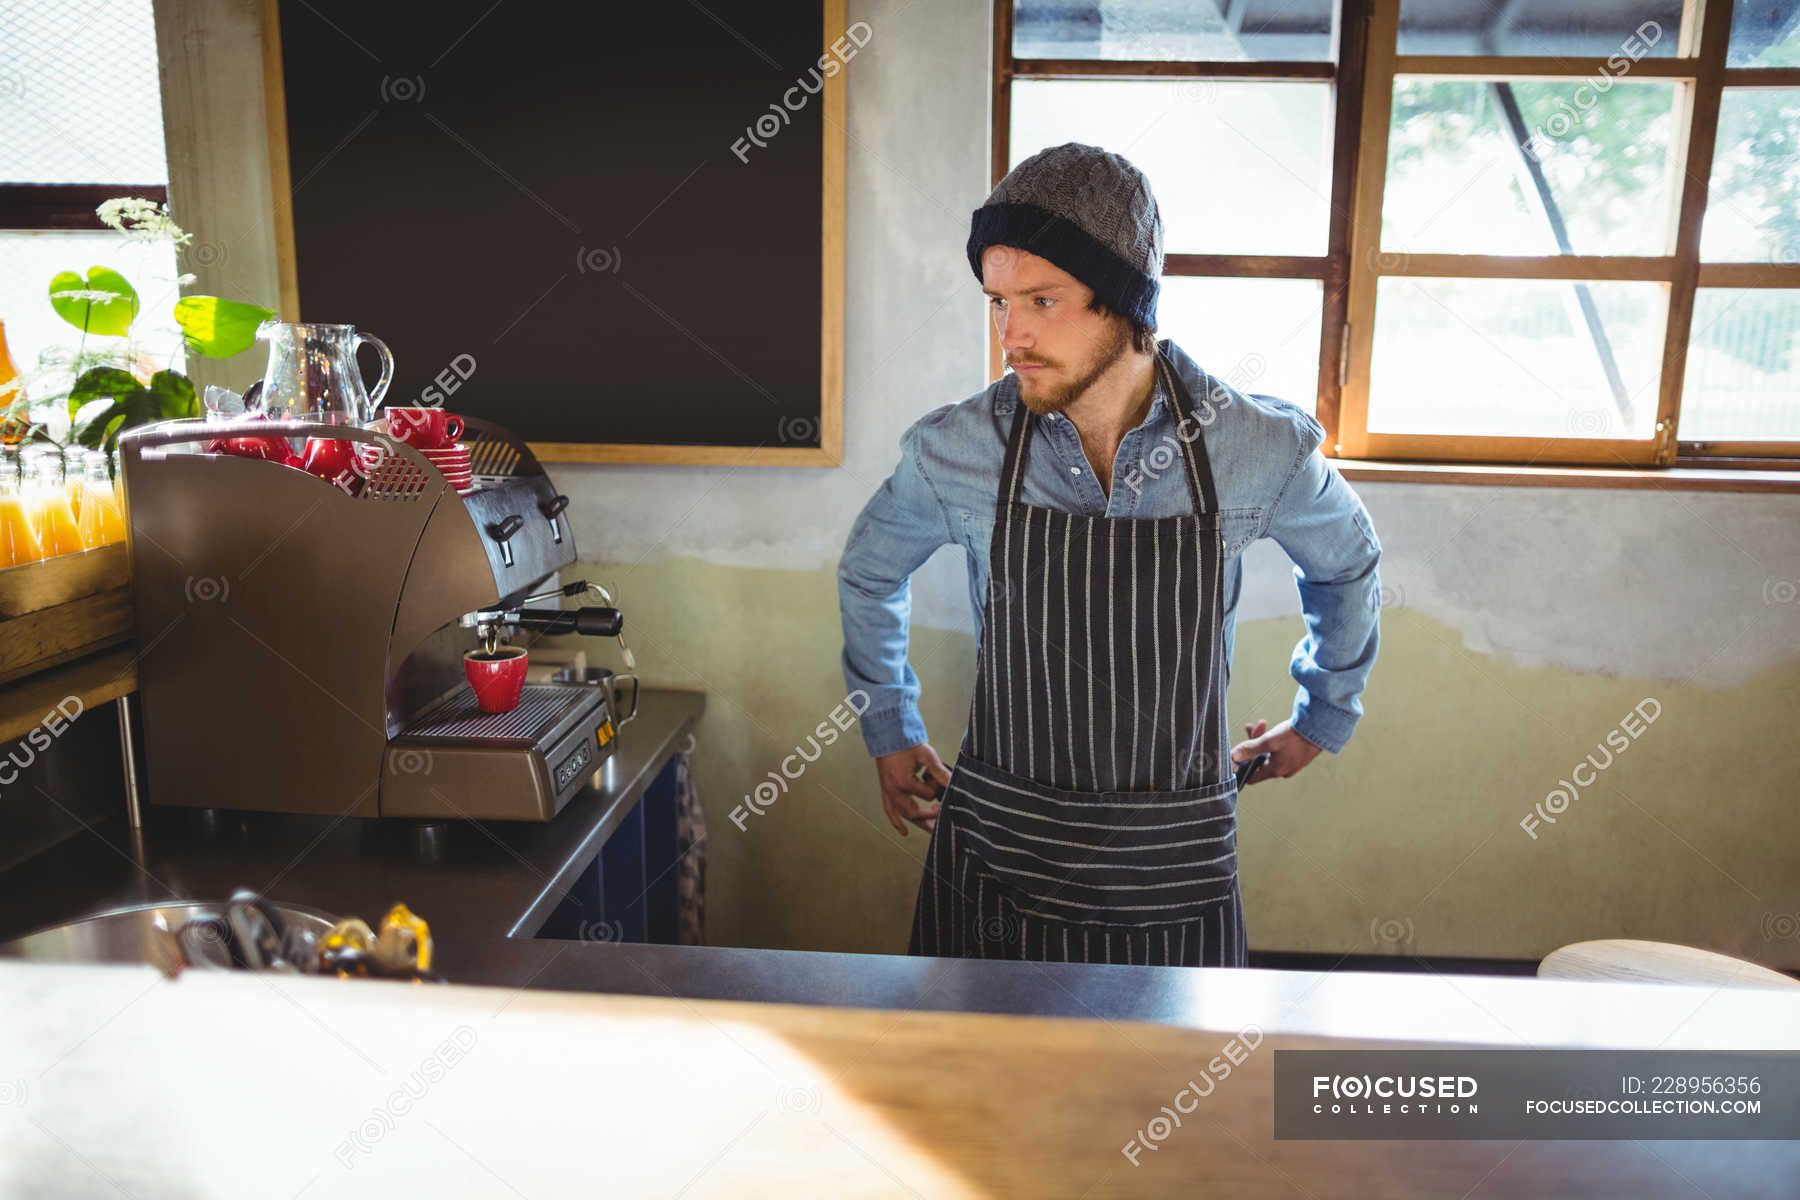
[263,0,845,468]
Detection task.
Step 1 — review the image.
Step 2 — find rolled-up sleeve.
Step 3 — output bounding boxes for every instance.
[837,417,956,757]
[1262,413,1382,754]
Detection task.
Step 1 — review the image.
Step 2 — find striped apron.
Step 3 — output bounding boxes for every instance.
[908,349,1246,967]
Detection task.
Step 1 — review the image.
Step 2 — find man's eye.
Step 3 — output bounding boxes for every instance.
[1036,297,1055,307]
[989,297,1005,308]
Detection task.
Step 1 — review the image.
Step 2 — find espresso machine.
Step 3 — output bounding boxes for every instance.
[116,416,637,821]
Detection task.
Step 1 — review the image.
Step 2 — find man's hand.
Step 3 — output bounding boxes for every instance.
[1230,718,1323,786]
[875,743,950,836]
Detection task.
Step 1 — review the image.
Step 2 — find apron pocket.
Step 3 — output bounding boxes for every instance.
[944,754,1238,927]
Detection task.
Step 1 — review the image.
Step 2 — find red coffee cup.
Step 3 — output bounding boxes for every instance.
[221,434,297,466]
[463,645,528,713]
[388,407,464,450]
[203,412,299,466]
[301,437,354,479]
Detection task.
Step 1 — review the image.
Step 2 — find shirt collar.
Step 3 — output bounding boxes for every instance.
[1146,365,1172,423]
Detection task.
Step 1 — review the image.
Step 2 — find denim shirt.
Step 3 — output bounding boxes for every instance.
[837,338,1381,760]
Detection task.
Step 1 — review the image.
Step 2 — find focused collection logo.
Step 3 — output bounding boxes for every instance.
[1310,1073,1480,1115]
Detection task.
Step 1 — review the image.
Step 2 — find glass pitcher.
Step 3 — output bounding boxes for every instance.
[254,321,394,427]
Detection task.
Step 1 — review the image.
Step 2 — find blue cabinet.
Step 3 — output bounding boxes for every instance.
[536,755,685,944]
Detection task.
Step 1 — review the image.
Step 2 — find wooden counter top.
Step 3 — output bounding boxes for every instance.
[2,961,1795,1197]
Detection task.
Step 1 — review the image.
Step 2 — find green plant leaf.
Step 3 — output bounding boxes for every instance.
[48,267,140,336]
[67,367,143,420]
[72,390,161,452]
[71,399,129,450]
[101,412,131,452]
[70,397,120,433]
[68,370,199,448]
[173,296,274,358]
[145,370,198,418]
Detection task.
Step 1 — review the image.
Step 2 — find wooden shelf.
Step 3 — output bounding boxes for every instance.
[0,645,137,742]
[0,542,127,617]
[0,544,136,739]
[0,543,132,685]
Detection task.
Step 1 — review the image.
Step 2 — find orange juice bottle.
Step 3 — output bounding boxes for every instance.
[0,472,42,566]
[77,453,125,547]
[100,493,126,545]
[64,448,86,520]
[32,459,83,557]
[19,448,46,538]
[0,320,27,447]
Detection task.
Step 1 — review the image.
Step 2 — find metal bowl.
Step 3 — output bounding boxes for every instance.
[0,901,338,965]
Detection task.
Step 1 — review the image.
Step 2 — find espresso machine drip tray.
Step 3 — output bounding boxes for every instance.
[402,684,600,745]
[382,682,616,821]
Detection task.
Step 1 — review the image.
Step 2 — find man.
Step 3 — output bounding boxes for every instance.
[837,143,1381,967]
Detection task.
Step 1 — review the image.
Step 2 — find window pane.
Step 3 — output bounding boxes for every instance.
[1011,80,1334,256]
[1368,277,1665,438]
[1157,277,1321,413]
[1397,0,1684,57]
[0,0,168,184]
[1382,78,1680,257]
[1013,0,1337,61]
[1727,0,1800,66]
[1700,89,1800,262]
[0,231,184,440]
[1680,289,1800,440]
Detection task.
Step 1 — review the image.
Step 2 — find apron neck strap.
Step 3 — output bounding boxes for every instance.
[996,377,1036,510]
[1158,350,1221,516]
[996,349,1221,515]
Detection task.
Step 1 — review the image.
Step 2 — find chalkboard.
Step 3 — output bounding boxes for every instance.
[274,0,846,465]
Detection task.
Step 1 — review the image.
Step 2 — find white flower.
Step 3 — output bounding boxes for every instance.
[95,196,193,246]
[49,289,134,304]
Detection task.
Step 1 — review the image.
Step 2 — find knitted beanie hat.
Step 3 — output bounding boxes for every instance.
[965,142,1165,328]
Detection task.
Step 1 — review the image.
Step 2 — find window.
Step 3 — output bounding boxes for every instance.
[0,0,179,433]
[1000,0,1351,418]
[992,0,1800,470]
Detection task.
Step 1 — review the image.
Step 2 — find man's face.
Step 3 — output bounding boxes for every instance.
[982,246,1130,417]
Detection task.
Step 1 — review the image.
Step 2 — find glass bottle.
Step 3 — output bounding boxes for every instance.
[63,445,87,520]
[32,457,83,557]
[19,446,46,539]
[27,444,60,487]
[76,452,125,547]
[0,320,28,447]
[0,471,43,566]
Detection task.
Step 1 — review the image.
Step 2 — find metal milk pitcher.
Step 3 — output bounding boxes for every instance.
[254,321,395,426]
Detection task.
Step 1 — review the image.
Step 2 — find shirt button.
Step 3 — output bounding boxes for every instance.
[1071,466,1082,475]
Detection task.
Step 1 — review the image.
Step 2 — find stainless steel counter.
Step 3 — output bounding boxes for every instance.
[8,685,1798,1045]
[0,688,705,962]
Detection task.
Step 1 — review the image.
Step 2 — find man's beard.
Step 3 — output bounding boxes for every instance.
[1012,320,1131,417]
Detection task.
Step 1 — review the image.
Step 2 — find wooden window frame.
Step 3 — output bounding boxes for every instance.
[992,0,1800,481]
[0,185,170,231]
[989,0,1369,434]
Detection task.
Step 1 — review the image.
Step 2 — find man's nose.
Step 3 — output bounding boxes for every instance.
[998,316,1029,352]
